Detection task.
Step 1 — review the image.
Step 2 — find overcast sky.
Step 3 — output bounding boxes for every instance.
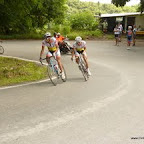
[80,0,140,6]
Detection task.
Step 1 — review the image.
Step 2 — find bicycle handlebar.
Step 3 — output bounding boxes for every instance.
[40,58,46,65]
[40,53,57,65]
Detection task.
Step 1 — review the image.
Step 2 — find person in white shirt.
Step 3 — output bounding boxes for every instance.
[133,25,137,46]
[118,23,123,42]
[114,25,120,46]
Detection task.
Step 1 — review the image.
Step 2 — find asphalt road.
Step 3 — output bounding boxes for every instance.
[0,40,144,144]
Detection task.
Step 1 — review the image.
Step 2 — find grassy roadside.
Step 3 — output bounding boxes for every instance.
[0,57,47,87]
[0,32,143,40]
[0,30,103,40]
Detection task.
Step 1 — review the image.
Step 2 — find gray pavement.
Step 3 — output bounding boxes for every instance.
[0,39,144,144]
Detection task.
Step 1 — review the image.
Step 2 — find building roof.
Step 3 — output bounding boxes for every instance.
[98,12,144,18]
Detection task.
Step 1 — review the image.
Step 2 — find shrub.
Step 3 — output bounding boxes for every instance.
[70,11,99,30]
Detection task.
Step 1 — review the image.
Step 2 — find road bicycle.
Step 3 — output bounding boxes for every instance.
[78,53,89,81]
[40,54,67,86]
[0,41,4,54]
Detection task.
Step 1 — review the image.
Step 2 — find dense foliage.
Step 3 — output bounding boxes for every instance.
[0,0,141,36]
[70,11,99,30]
[67,0,138,15]
[0,0,67,34]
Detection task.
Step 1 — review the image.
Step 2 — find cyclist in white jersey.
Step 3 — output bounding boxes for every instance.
[40,32,65,79]
[71,36,91,76]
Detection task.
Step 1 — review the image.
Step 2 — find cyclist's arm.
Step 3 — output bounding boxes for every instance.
[83,41,86,51]
[71,48,75,59]
[40,46,45,58]
[55,42,59,52]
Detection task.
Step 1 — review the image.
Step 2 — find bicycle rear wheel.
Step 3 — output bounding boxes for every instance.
[47,65,58,86]
[0,46,4,54]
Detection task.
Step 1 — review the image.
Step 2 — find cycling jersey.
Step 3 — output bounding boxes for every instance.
[56,36,65,43]
[73,41,86,52]
[42,38,57,52]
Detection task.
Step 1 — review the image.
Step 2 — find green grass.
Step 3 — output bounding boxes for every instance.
[105,34,115,40]
[0,30,144,40]
[0,57,47,86]
[67,30,103,40]
[0,30,103,40]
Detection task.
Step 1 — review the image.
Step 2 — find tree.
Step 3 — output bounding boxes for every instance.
[112,0,130,7]
[0,0,67,34]
[140,0,144,12]
[66,0,137,16]
[112,0,144,12]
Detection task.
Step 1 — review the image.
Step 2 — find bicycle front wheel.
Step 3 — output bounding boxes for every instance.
[80,63,88,81]
[61,64,67,82]
[47,65,58,86]
[0,46,4,54]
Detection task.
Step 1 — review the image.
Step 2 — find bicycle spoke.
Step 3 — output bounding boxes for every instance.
[47,66,58,86]
[79,55,88,81]
[81,65,88,81]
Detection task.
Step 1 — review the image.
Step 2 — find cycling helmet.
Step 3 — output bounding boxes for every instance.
[44,32,51,38]
[57,33,60,36]
[75,36,82,43]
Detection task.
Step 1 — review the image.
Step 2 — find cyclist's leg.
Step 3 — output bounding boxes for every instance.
[82,51,88,69]
[55,50,63,72]
[55,50,66,80]
[75,51,80,64]
[46,52,52,63]
[83,52,91,76]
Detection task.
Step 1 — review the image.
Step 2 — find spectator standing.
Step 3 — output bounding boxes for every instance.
[133,25,137,46]
[114,25,120,46]
[118,23,123,42]
[102,20,108,34]
[127,26,133,49]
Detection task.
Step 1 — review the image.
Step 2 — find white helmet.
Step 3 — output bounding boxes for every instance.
[44,32,51,38]
[75,36,82,43]
[57,33,60,36]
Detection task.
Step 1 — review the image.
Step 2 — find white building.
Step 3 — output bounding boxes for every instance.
[98,12,144,32]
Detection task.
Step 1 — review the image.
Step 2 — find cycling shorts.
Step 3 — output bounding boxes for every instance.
[75,50,87,57]
[46,49,61,58]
